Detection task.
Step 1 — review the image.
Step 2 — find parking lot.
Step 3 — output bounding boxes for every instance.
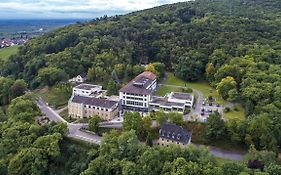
[184,100,225,122]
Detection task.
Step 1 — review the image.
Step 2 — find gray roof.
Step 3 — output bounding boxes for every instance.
[159,123,191,144]
[79,72,87,78]
[150,97,185,108]
[171,92,193,101]
[71,96,118,109]
[74,84,100,90]
[119,71,157,95]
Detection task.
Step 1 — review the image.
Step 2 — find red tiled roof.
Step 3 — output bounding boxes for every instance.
[119,71,157,95]
[137,71,157,80]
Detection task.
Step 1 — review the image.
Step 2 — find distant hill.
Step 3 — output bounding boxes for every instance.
[0,19,86,38]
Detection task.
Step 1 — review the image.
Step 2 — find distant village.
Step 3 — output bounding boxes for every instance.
[0,37,28,48]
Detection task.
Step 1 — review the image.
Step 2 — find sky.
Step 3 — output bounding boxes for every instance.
[0,0,187,19]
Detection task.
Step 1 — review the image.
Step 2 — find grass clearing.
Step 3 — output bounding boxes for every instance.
[156,85,183,96]
[223,104,245,121]
[34,85,72,109]
[0,45,20,61]
[215,157,240,166]
[59,108,76,123]
[160,72,226,104]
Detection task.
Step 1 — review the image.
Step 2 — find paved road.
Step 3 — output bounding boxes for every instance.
[37,99,102,144]
[37,98,245,160]
[193,144,244,160]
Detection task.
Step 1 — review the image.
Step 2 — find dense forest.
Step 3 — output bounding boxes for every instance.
[1,0,281,174]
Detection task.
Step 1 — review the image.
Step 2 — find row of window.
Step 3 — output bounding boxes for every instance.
[84,105,109,111]
[161,138,180,144]
[150,105,184,112]
[85,110,109,117]
[124,93,147,97]
[126,100,146,107]
[125,96,147,101]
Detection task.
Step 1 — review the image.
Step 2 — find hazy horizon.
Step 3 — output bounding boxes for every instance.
[0,0,187,20]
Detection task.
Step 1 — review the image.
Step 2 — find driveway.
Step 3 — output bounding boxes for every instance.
[37,98,102,145]
[193,143,244,160]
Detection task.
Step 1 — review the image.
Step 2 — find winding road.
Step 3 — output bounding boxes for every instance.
[37,98,102,144]
[36,98,245,160]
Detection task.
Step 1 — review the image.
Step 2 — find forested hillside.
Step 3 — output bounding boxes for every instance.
[1,0,281,151]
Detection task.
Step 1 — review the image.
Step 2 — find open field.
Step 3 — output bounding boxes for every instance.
[34,85,72,109]
[156,85,183,96]
[0,45,19,61]
[223,104,245,121]
[159,72,226,104]
[215,157,240,166]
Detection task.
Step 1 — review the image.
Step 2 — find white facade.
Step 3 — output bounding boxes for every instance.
[167,92,194,108]
[119,92,151,110]
[69,74,87,83]
[73,84,103,97]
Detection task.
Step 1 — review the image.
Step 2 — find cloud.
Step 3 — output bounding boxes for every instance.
[0,0,187,19]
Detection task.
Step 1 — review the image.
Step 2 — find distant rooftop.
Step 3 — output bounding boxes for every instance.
[74,84,101,90]
[71,95,118,109]
[79,72,87,78]
[119,71,157,95]
[160,123,191,144]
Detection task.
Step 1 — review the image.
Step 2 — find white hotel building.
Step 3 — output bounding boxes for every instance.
[119,71,157,112]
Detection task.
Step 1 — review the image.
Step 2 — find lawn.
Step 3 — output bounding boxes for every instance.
[223,104,245,121]
[0,45,20,61]
[215,157,240,166]
[59,108,76,123]
[34,85,72,109]
[159,72,226,104]
[156,85,183,96]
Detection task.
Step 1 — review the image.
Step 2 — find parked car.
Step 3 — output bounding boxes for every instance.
[202,101,206,106]
[208,109,213,113]
[201,108,205,112]
[201,112,204,116]
[216,104,220,107]
[209,103,213,106]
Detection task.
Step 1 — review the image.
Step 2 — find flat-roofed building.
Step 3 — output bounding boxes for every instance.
[149,92,194,114]
[119,71,157,112]
[68,95,119,120]
[167,92,194,108]
[149,96,185,113]
[157,123,192,147]
[73,83,103,97]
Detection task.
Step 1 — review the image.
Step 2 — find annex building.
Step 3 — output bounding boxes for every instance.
[150,92,194,113]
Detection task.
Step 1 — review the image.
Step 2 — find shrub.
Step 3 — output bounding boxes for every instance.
[224,107,231,113]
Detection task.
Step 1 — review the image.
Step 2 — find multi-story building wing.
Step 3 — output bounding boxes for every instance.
[119,71,157,112]
[68,95,119,121]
